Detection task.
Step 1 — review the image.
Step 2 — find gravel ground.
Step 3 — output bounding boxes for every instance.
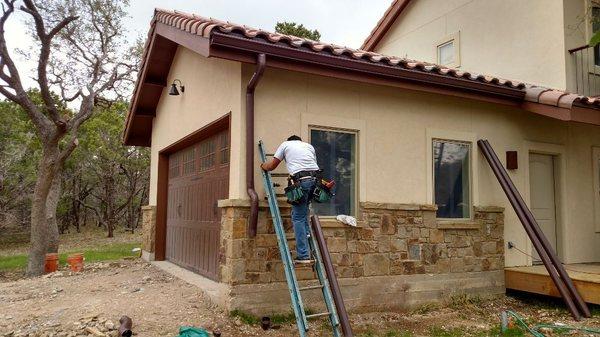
[1,259,599,337]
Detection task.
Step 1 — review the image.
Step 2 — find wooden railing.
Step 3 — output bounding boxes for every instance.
[569,44,600,97]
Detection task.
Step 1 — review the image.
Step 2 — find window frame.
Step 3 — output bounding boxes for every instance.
[426,129,478,221]
[435,32,460,68]
[308,125,359,217]
[431,138,473,220]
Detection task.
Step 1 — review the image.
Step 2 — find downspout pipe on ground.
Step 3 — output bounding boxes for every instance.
[246,53,266,237]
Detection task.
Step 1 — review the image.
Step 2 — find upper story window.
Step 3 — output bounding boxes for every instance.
[436,32,460,68]
[310,128,357,216]
[433,139,471,219]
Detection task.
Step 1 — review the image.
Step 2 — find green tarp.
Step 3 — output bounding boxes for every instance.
[175,327,210,337]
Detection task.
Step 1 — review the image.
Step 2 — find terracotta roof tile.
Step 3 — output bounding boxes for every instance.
[150,8,600,113]
[151,8,526,91]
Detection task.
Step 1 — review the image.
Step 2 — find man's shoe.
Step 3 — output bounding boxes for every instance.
[294,258,314,265]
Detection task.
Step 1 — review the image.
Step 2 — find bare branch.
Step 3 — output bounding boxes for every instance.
[21,0,77,127]
[0,0,51,135]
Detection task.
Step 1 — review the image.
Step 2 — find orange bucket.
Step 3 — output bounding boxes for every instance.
[66,253,84,272]
[44,253,59,273]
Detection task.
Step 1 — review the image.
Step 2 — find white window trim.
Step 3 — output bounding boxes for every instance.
[435,32,460,68]
[592,147,600,233]
[301,113,366,217]
[426,128,478,220]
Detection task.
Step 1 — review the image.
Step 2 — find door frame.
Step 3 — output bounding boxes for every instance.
[523,141,567,264]
[155,113,231,261]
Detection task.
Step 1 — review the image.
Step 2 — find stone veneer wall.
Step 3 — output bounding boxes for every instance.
[218,199,505,313]
[141,205,156,258]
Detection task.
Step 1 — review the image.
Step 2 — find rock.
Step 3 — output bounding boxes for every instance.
[84,327,107,337]
[104,321,114,331]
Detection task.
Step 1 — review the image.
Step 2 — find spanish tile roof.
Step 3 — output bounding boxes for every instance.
[153,9,526,91]
[524,85,600,108]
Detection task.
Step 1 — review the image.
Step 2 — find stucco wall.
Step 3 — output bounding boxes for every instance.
[237,64,600,266]
[373,0,567,90]
[148,46,242,206]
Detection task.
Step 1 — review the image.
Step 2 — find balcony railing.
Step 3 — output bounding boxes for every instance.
[569,44,600,97]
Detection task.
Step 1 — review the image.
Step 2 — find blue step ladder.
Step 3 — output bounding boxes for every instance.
[258,140,342,337]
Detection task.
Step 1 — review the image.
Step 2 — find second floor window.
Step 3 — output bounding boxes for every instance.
[437,40,455,66]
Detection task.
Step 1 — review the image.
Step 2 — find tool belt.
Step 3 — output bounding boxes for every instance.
[292,170,319,181]
[285,170,335,205]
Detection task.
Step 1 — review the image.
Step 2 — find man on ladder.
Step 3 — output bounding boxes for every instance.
[260,135,319,264]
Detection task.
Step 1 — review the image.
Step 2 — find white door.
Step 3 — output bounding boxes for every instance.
[529,153,558,264]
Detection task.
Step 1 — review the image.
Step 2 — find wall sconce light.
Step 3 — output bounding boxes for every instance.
[169,79,185,96]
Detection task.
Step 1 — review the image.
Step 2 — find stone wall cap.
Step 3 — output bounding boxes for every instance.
[218,198,291,209]
[473,205,505,213]
[437,221,481,230]
[361,202,438,211]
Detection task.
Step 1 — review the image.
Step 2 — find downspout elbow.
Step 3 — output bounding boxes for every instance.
[246,53,266,237]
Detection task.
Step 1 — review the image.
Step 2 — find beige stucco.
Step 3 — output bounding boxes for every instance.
[148,47,600,269]
[373,0,568,90]
[148,46,243,205]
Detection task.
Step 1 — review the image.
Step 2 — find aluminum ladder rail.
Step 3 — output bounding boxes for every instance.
[478,139,590,320]
[258,140,342,337]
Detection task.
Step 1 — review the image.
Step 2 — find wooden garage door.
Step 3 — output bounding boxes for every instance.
[166,129,229,280]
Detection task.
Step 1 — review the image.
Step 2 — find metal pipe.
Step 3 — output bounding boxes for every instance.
[246,53,266,237]
[480,140,590,318]
[477,140,582,320]
[310,215,354,337]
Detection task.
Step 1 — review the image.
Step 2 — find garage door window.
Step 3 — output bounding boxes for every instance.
[219,132,229,165]
[169,154,180,178]
[199,138,216,172]
[182,148,195,175]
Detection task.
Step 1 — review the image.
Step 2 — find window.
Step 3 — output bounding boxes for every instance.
[219,132,229,165]
[436,32,460,67]
[199,138,216,172]
[593,147,600,232]
[437,41,455,66]
[433,139,471,219]
[593,7,600,66]
[310,128,357,216]
[169,154,180,178]
[182,148,195,175]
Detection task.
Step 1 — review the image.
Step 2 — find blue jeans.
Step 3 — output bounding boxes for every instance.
[292,178,316,259]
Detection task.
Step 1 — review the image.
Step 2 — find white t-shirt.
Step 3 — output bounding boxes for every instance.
[273,140,320,175]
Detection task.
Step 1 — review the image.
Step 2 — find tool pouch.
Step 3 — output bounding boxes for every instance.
[312,178,334,203]
[285,181,304,205]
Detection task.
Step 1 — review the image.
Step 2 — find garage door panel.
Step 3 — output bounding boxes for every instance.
[166,129,229,280]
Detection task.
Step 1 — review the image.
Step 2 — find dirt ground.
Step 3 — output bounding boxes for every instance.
[1,260,599,337]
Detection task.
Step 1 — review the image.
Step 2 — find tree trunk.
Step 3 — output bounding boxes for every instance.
[46,173,61,253]
[27,146,59,276]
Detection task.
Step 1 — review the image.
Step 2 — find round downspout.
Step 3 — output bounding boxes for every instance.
[246,53,266,237]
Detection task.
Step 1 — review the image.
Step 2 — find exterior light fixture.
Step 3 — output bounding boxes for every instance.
[169,79,185,96]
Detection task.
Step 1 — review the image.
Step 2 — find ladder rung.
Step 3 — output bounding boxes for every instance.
[286,234,295,240]
[266,153,275,157]
[306,312,330,319]
[271,173,289,177]
[300,284,323,291]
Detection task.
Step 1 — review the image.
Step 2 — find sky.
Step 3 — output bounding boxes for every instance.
[3,0,393,91]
